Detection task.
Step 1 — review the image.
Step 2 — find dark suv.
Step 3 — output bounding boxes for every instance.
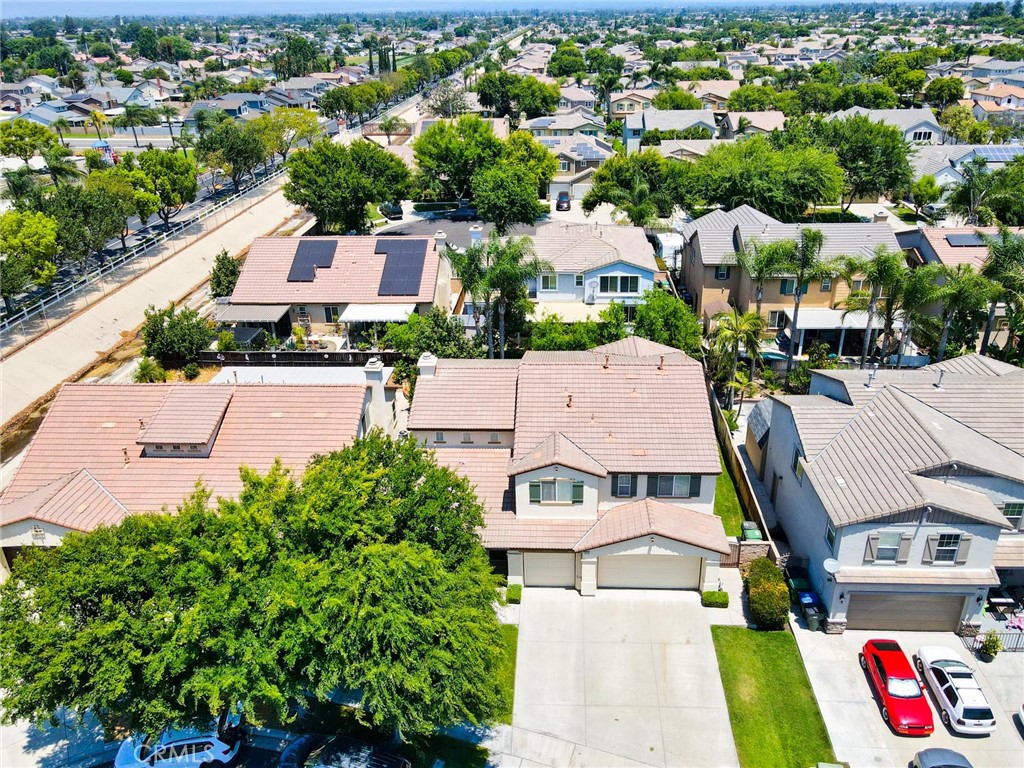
[556,191,571,211]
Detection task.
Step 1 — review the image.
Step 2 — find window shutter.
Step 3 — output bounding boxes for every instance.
[647,474,659,497]
[864,534,879,564]
[896,533,912,564]
[528,482,541,503]
[571,481,584,503]
[954,534,972,565]
[922,533,939,564]
[611,473,620,497]
[689,475,702,498]
[629,474,638,497]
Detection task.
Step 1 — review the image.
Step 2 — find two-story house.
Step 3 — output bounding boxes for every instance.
[608,89,659,119]
[520,110,605,139]
[408,338,729,594]
[826,106,941,144]
[719,110,786,139]
[970,83,1024,121]
[558,85,596,111]
[758,356,1023,633]
[538,135,615,201]
[524,222,663,323]
[623,107,719,154]
[685,80,742,112]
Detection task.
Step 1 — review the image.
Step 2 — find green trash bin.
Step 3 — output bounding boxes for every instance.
[805,606,823,632]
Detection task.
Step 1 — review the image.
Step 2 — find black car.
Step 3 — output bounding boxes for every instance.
[555,191,571,211]
[448,206,478,222]
[378,202,403,221]
[279,735,410,768]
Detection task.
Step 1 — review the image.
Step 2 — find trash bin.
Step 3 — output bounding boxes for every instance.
[805,606,823,632]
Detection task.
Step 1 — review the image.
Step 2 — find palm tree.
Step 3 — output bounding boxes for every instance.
[377,114,409,145]
[2,166,39,208]
[934,264,998,362]
[737,239,790,320]
[712,307,765,409]
[156,104,178,144]
[595,72,621,118]
[839,246,906,369]
[445,243,491,347]
[894,264,941,368]
[979,228,1024,352]
[728,370,757,415]
[783,228,834,379]
[86,111,108,141]
[947,157,997,226]
[50,116,72,147]
[601,171,661,228]
[40,146,82,186]
[113,103,159,147]
[176,126,196,159]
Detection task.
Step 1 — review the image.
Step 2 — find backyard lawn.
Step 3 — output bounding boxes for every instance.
[496,624,518,724]
[714,448,744,537]
[712,627,836,768]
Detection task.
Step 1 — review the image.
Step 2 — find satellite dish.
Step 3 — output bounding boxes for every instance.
[823,558,840,575]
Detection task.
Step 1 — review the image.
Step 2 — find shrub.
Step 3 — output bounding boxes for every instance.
[745,557,785,590]
[141,303,212,366]
[978,632,1002,657]
[506,584,522,604]
[133,356,166,383]
[216,331,238,352]
[748,581,790,630]
[182,362,200,380]
[701,590,730,608]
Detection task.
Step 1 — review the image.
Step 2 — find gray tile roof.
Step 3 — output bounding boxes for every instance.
[827,106,940,132]
[624,107,717,133]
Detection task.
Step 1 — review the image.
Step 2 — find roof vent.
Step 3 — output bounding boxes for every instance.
[865,370,876,388]
[934,368,945,389]
[122,446,129,464]
[566,393,573,409]
[604,354,610,369]
[138,418,145,429]
[659,354,665,370]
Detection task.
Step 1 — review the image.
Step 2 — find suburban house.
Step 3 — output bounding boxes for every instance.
[226,235,452,334]
[827,106,941,144]
[623,107,719,153]
[538,134,615,200]
[608,88,659,118]
[0,378,393,578]
[909,144,1024,192]
[407,338,730,594]
[684,80,742,112]
[970,83,1024,120]
[558,85,596,111]
[676,205,901,353]
[524,221,663,322]
[652,138,734,162]
[521,110,605,139]
[757,356,1023,633]
[719,110,786,139]
[969,59,1024,79]
[17,100,88,128]
[185,93,269,124]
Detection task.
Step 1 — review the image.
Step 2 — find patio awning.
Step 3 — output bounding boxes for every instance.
[339,304,415,323]
[784,308,888,331]
[215,304,290,323]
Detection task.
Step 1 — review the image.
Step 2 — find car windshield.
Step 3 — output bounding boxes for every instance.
[963,707,994,721]
[887,676,922,698]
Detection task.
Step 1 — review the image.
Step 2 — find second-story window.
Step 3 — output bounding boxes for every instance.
[559,160,570,172]
[461,432,473,444]
[529,479,584,504]
[488,432,501,444]
[1002,502,1023,530]
[434,431,446,444]
[714,266,731,280]
[934,533,962,563]
[600,275,639,293]
[648,474,701,498]
[821,276,832,291]
[875,532,901,562]
[825,519,836,551]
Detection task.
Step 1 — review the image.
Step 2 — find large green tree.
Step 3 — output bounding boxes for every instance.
[285,138,411,234]
[138,149,199,226]
[819,115,912,211]
[581,150,675,226]
[413,115,503,201]
[471,164,545,235]
[632,288,702,355]
[0,210,58,312]
[382,306,482,386]
[196,121,267,192]
[0,120,57,163]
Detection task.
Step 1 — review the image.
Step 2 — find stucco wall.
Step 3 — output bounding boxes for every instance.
[514,464,601,520]
[595,473,717,515]
[416,429,514,449]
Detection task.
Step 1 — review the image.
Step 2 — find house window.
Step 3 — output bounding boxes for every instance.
[768,310,785,330]
[821,276,832,291]
[599,275,639,293]
[325,306,340,323]
[296,305,308,316]
[615,474,635,497]
[934,533,962,563]
[714,266,731,280]
[1003,502,1024,529]
[575,274,584,287]
[911,130,933,142]
[529,479,585,504]
[791,447,802,473]
[461,432,473,444]
[649,474,701,498]
[875,532,901,562]
[559,160,570,172]
[488,432,501,444]
[624,305,638,323]
[795,460,805,484]
[825,519,836,551]
[780,278,796,296]
[851,279,866,292]
[540,274,558,291]
[630,129,640,137]
[434,431,446,444]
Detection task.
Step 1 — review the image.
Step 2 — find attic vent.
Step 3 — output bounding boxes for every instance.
[835,476,846,486]
[631,448,646,456]
[268,411,284,418]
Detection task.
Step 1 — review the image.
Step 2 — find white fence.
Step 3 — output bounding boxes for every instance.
[0,168,286,358]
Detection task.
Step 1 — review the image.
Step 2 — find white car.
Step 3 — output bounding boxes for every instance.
[114,710,243,768]
[915,646,997,734]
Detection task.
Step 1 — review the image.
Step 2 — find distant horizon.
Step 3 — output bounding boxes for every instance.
[2,0,960,22]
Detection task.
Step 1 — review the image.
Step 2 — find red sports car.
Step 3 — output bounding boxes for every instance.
[860,639,934,736]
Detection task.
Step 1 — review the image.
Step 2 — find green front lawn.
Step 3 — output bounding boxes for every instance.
[714,448,744,537]
[712,627,836,768]
[496,624,518,724]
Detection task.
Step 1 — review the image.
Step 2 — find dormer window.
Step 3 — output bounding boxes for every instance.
[529,478,584,504]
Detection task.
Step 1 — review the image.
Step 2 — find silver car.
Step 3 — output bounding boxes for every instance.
[915,646,996,734]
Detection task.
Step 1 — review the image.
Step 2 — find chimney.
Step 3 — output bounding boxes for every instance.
[469,224,483,247]
[363,357,389,431]
[417,351,437,379]
[934,368,945,389]
[434,231,448,254]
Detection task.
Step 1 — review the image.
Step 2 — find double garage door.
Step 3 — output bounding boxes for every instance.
[845,593,965,631]
[522,552,703,590]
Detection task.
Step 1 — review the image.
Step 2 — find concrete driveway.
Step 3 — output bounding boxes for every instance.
[793,622,1024,768]
[505,588,738,768]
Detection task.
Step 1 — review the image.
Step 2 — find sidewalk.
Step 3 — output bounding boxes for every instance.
[1,184,297,428]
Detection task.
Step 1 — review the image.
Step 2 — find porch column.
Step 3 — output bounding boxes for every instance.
[797,327,806,357]
[837,327,847,357]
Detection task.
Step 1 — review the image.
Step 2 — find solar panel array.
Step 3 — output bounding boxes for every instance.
[287,240,337,282]
[945,233,985,247]
[376,239,427,296]
[973,145,1024,163]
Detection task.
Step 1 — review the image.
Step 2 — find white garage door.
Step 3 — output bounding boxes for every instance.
[597,555,701,590]
[845,593,965,631]
[523,552,576,587]
[572,182,592,199]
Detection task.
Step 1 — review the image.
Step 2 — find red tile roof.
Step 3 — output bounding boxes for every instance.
[407,359,519,431]
[138,386,233,445]
[509,432,608,477]
[573,498,730,554]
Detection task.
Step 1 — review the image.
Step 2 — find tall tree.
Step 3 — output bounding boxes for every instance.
[820,115,912,212]
[209,248,241,299]
[581,150,674,227]
[113,103,160,148]
[979,228,1024,352]
[413,115,502,201]
[479,234,551,358]
[782,229,834,378]
[0,210,59,313]
[471,164,545,235]
[0,120,56,163]
[138,148,199,226]
[50,116,72,148]
[376,114,409,146]
[839,246,906,368]
[712,308,764,408]
[632,288,703,355]
[934,264,998,361]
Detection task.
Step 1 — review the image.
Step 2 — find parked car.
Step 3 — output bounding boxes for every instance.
[860,639,934,736]
[915,646,997,734]
[923,203,947,220]
[378,202,403,221]
[114,708,244,768]
[912,748,974,768]
[296,735,411,768]
[448,206,478,222]
[555,191,571,211]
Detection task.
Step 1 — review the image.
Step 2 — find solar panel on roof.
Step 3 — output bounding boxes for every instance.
[286,240,337,282]
[376,239,427,296]
[945,233,985,247]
